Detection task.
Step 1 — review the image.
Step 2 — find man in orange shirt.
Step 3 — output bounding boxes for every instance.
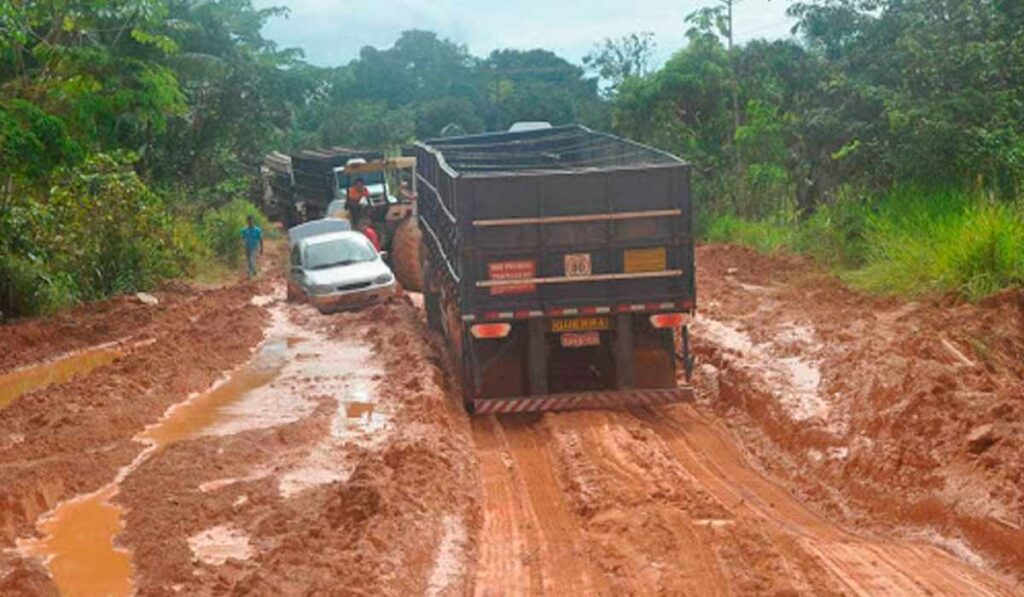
[346,177,369,222]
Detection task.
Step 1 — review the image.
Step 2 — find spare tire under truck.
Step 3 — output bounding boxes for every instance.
[415,125,696,414]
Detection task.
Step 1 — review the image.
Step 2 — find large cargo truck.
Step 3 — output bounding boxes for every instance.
[415,125,696,414]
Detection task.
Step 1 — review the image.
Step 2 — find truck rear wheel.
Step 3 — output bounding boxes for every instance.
[390,217,422,291]
[633,328,677,389]
[421,243,443,333]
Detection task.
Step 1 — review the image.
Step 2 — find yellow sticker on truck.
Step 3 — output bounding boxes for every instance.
[624,247,667,273]
[550,316,611,333]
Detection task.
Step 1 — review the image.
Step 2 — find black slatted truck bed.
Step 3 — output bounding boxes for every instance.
[415,125,695,414]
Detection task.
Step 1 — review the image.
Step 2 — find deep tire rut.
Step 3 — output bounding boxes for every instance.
[469,405,1018,595]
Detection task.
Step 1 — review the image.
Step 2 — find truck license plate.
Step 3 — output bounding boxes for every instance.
[551,316,610,332]
[561,332,600,348]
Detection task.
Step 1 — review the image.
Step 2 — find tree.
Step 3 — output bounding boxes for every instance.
[583,32,655,96]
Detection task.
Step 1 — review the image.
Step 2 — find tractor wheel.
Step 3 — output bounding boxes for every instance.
[390,217,422,292]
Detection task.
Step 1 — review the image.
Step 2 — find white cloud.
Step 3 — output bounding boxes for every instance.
[255,0,796,67]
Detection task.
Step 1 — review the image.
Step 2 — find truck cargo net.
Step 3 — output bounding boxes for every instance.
[425,125,684,174]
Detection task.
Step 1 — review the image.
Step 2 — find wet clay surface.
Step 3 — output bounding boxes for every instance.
[113,297,479,595]
[691,244,1024,585]
[3,242,1023,595]
[0,280,268,594]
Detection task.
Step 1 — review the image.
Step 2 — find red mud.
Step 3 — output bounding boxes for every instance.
[2,241,1022,595]
[693,244,1024,583]
[0,281,268,595]
[114,299,480,595]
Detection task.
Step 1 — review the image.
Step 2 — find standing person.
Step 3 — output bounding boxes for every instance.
[346,177,370,223]
[357,219,381,251]
[241,215,264,278]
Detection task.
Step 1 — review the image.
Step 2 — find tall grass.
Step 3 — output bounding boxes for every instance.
[702,187,1024,300]
[846,189,1024,299]
[705,214,794,254]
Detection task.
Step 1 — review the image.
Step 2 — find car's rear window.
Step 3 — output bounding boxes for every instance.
[304,237,376,270]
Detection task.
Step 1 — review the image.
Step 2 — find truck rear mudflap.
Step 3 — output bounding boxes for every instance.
[470,386,693,415]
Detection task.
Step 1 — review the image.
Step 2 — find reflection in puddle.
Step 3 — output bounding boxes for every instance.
[333,400,390,438]
[0,347,124,410]
[141,343,286,447]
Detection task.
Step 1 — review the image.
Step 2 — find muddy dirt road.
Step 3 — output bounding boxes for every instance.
[1,244,1022,595]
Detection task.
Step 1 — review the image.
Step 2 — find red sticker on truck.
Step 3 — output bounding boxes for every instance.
[488,260,536,295]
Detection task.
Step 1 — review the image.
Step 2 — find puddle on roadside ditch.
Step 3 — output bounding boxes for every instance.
[18,336,290,597]
[0,347,125,410]
[18,310,386,597]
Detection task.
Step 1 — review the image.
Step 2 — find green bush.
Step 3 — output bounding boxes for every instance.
[0,153,200,319]
[701,186,1024,301]
[0,254,78,318]
[793,195,874,268]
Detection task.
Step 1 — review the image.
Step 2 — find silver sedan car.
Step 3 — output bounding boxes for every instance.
[287,229,396,312]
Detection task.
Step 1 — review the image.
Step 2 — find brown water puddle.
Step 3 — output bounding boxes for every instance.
[0,347,124,410]
[338,401,390,436]
[19,337,289,597]
[21,485,129,597]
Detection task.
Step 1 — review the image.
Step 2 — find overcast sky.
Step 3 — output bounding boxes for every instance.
[254,0,797,68]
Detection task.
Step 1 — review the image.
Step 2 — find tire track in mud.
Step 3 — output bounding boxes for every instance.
[470,405,1018,595]
[470,415,604,596]
[631,404,1017,596]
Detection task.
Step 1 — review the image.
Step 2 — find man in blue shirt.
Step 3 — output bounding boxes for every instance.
[241,215,263,278]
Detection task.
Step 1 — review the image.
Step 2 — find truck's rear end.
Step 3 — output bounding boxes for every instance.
[416,126,695,414]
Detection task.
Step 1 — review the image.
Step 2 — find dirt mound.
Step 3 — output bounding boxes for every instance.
[0,292,169,374]
[693,243,1024,581]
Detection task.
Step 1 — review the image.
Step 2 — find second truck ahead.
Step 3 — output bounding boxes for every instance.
[261,147,423,291]
[415,125,696,414]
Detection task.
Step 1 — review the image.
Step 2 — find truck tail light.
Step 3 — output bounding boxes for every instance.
[471,323,512,339]
[649,313,687,329]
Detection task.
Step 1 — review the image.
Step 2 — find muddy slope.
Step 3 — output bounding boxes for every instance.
[693,244,1024,581]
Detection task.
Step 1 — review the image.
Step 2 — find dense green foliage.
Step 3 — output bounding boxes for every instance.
[609,0,1024,298]
[289,30,608,147]
[0,0,300,318]
[3,0,1021,317]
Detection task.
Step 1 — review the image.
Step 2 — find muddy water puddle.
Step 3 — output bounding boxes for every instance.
[17,338,289,597]
[0,346,124,410]
[18,307,385,596]
[19,485,130,597]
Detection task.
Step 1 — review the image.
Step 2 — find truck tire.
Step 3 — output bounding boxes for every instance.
[633,328,677,389]
[421,244,443,333]
[390,217,422,291]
